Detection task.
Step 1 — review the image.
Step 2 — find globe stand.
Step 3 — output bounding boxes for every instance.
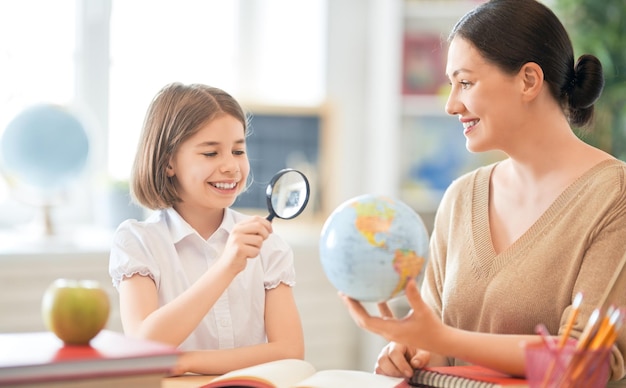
[37,203,55,237]
[7,188,62,240]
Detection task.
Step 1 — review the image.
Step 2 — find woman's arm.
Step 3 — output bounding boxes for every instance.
[342,279,542,377]
[174,283,304,375]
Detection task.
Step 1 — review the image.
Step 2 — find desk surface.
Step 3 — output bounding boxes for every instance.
[162,374,217,388]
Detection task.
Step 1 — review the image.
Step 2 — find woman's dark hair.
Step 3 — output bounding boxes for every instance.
[449,0,604,128]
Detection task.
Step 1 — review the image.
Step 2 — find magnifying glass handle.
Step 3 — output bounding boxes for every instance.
[266,213,275,222]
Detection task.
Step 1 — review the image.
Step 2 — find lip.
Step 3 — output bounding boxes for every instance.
[208,180,239,192]
[461,118,479,135]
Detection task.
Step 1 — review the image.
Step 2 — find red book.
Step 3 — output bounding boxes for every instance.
[0,330,179,386]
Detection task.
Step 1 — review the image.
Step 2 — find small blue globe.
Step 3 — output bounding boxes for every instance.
[319,194,430,302]
[0,104,90,192]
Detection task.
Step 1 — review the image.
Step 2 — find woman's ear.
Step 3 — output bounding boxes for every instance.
[520,62,544,101]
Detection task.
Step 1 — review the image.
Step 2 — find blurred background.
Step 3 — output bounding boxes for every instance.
[0,0,623,373]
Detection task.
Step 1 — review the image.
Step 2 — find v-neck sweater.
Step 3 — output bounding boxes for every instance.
[421,159,626,380]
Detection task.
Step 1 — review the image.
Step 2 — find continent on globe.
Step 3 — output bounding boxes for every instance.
[391,249,425,298]
[319,194,430,302]
[352,200,395,247]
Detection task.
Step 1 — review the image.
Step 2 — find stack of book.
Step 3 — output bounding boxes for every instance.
[0,330,179,387]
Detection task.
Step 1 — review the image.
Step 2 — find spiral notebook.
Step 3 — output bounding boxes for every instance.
[409,365,528,387]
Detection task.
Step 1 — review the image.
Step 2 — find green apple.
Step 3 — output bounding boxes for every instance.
[41,279,111,345]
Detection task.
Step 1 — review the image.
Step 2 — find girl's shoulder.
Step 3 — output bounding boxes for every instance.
[112,209,175,244]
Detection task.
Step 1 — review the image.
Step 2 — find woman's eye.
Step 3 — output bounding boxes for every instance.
[459,80,471,89]
[202,152,217,157]
[233,150,246,156]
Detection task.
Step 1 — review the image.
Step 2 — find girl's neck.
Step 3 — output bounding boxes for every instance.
[174,204,225,240]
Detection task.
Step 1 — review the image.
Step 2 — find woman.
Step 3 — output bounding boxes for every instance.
[342,0,626,381]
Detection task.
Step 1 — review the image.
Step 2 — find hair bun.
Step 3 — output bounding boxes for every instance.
[568,54,604,110]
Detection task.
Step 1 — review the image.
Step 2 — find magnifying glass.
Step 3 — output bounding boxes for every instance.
[265,168,311,221]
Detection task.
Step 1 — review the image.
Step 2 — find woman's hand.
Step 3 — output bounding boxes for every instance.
[341,278,445,361]
[221,216,272,273]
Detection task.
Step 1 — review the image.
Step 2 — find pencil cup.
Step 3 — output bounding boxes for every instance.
[525,342,610,388]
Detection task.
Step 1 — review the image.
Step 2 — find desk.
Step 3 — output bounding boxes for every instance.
[162,374,217,388]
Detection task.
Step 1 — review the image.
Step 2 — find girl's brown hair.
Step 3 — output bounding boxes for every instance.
[130,83,247,210]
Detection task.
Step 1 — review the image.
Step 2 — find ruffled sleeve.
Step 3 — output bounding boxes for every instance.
[261,232,296,290]
[108,219,161,290]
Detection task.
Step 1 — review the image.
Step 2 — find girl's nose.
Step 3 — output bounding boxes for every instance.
[220,154,239,173]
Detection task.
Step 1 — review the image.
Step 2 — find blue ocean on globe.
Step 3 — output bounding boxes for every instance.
[319,194,430,302]
[0,104,90,192]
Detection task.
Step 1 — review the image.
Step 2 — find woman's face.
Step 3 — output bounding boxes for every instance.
[445,36,525,153]
[167,114,249,212]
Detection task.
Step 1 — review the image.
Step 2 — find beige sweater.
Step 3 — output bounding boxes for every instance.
[421,159,626,380]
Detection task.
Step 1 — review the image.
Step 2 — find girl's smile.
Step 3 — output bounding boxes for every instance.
[168,113,250,214]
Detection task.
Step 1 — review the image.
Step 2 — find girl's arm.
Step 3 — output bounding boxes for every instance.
[119,216,272,346]
[118,256,240,346]
[174,283,304,375]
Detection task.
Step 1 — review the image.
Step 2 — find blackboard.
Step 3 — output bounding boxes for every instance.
[233,111,321,210]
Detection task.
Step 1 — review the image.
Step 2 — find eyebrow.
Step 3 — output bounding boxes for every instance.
[447,68,472,78]
[196,138,246,147]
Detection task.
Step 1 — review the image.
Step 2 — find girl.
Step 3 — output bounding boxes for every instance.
[109,83,304,375]
[342,0,626,382]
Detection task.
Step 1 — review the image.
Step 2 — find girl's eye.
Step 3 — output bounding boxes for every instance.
[233,150,246,156]
[459,80,471,89]
[202,152,217,157]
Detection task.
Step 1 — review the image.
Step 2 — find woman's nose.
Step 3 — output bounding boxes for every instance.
[445,90,463,116]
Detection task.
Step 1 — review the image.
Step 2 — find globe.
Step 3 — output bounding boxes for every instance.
[0,103,90,236]
[0,103,90,192]
[319,194,429,302]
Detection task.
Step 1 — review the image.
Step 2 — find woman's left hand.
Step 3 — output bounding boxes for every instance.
[340,278,445,352]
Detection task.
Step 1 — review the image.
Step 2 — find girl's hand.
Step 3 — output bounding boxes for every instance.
[375,341,430,378]
[341,278,444,357]
[353,286,431,378]
[221,216,272,273]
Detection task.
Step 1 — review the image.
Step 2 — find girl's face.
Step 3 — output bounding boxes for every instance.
[445,36,525,153]
[167,114,249,212]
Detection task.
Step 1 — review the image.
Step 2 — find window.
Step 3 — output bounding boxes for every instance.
[0,0,327,231]
[108,0,327,181]
[0,0,76,228]
[108,0,239,180]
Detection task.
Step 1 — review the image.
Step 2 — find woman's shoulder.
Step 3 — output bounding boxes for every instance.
[445,162,498,194]
[582,158,626,190]
[591,158,626,175]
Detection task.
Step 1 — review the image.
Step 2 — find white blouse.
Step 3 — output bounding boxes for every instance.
[109,207,296,351]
